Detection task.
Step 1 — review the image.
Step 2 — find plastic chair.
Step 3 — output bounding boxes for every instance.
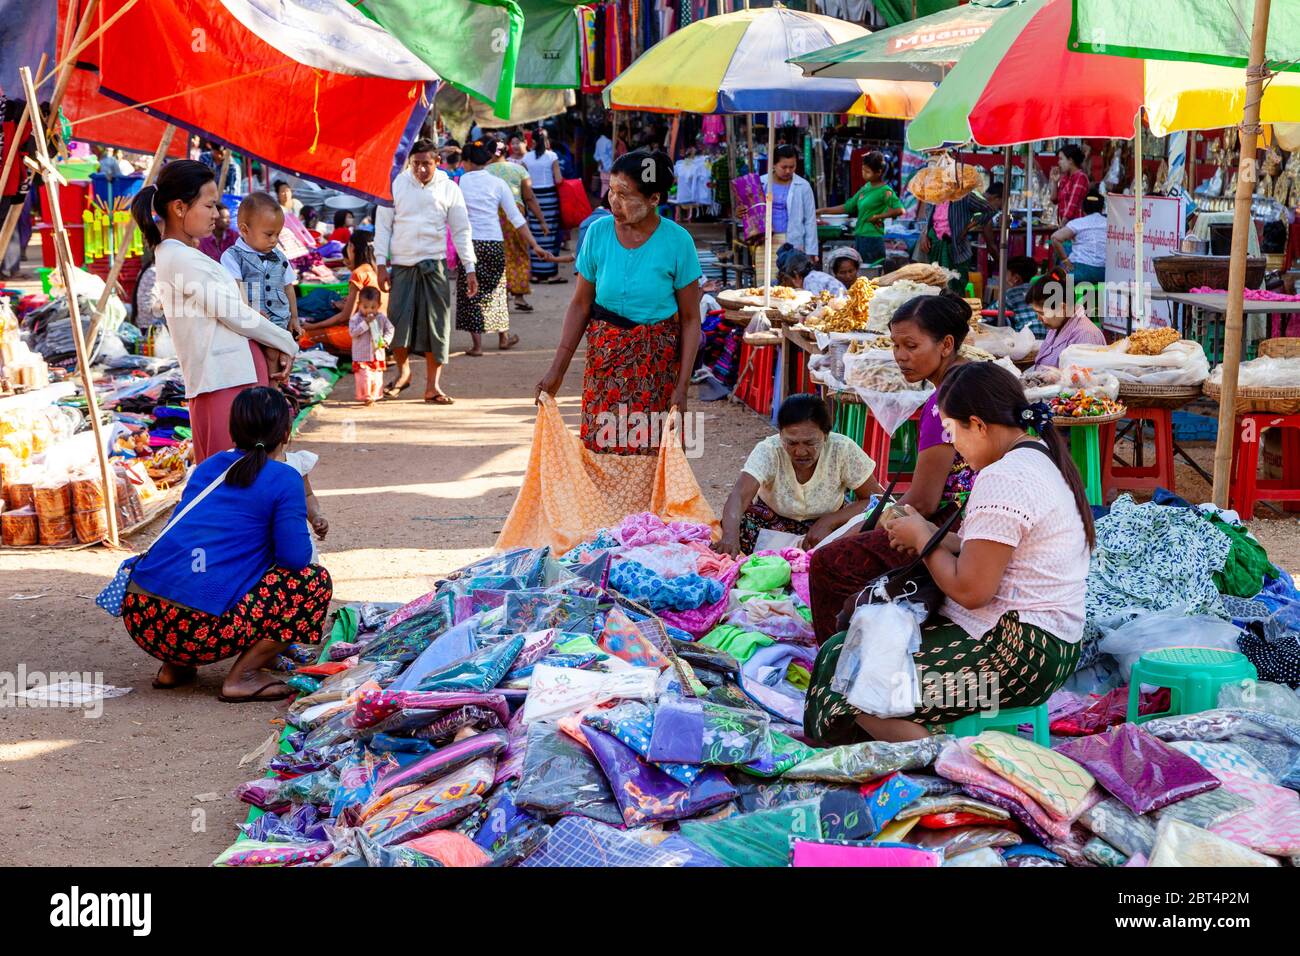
[864,410,921,491]
[1229,413,1300,518]
[735,342,776,416]
[946,702,1050,747]
[1126,647,1258,725]
[1100,406,1176,502]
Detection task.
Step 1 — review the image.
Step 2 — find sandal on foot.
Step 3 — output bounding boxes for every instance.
[218,679,292,704]
[514,302,534,312]
[383,381,411,398]
[464,349,484,357]
[424,393,455,405]
[498,334,520,351]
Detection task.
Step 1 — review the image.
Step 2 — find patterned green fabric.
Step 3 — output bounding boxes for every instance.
[970,731,1096,821]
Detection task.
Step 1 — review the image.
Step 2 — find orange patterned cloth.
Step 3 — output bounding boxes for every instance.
[496,393,718,555]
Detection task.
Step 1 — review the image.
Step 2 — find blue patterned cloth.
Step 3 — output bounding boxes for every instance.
[609,560,725,611]
[584,701,703,786]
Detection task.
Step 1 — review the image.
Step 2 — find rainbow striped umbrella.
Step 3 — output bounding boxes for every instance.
[603,6,932,117]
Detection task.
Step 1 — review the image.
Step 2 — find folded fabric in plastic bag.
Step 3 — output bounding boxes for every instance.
[369,729,509,800]
[505,592,601,636]
[362,758,496,838]
[739,642,817,725]
[514,723,624,826]
[969,731,1096,821]
[895,793,1011,823]
[818,789,874,841]
[1154,786,1251,829]
[1208,770,1300,856]
[646,697,773,766]
[679,800,823,868]
[213,839,335,867]
[1079,798,1157,858]
[581,724,737,826]
[466,781,537,856]
[522,664,658,725]
[584,701,701,785]
[1167,740,1275,784]
[790,838,942,868]
[598,607,671,669]
[518,816,690,867]
[1054,723,1220,814]
[396,830,490,867]
[741,729,817,778]
[1148,816,1281,867]
[350,688,510,730]
[363,794,484,849]
[785,734,951,784]
[362,598,454,664]
[413,635,524,693]
[732,779,834,813]
[1082,836,1127,867]
[910,824,1022,857]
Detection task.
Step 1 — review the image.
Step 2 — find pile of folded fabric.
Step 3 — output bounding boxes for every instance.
[215,511,1300,868]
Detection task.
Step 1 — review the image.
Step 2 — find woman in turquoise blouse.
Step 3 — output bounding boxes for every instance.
[536,150,702,456]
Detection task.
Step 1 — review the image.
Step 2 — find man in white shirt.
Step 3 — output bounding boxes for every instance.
[375,139,477,404]
[593,125,615,198]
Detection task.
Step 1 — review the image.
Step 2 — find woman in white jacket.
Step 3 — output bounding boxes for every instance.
[131,161,298,463]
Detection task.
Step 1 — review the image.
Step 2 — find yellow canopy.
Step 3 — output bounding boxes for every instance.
[1145,61,1300,135]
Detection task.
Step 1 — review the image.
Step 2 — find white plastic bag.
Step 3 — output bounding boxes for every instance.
[1097,605,1242,681]
[831,597,924,718]
[1061,340,1209,386]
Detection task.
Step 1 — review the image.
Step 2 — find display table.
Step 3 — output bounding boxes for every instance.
[1148,292,1300,364]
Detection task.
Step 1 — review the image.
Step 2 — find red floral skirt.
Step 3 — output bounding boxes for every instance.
[122,565,332,666]
[580,317,680,456]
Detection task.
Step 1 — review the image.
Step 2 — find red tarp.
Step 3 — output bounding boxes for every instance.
[58,0,186,157]
[92,0,433,202]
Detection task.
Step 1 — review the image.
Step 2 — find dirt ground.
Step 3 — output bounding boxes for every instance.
[3,264,1299,866]
[0,276,774,866]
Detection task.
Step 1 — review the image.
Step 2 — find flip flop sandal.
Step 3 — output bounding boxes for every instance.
[464,349,485,357]
[498,334,520,351]
[424,393,455,405]
[152,666,197,690]
[218,679,292,704]
[514,302,535,312]
[383,381,411,398]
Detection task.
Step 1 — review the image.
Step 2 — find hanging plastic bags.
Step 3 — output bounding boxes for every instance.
[830,597,924,718]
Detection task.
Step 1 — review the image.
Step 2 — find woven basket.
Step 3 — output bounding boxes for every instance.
[1203,380,1300,415]
[1116,382,1205,411]
[1152,254,1266,293]
[1259,338,1300,360]
[1052,407,1127,428]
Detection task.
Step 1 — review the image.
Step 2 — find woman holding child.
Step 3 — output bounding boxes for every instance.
[130,161,298,463]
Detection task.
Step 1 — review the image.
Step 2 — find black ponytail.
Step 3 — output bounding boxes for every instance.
[130,159,215,249]
[225,387,294,489]
[936,362,1095,548]
[533,128,549,158]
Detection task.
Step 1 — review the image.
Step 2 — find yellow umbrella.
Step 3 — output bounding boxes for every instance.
[1145,60,1300,135]
[603,6,932,117]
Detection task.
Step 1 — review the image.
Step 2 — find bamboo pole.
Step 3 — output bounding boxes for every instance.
[19,65,119,546]
[1212,0,1273,509]
[86,123,175,345]
[1133,109,1146,326]
[996,144,1011,324]
[763,120,775,307]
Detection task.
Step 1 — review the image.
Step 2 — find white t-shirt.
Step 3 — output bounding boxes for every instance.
[457,169,526,243]
[942,444,1090,642]
[285,450,319,563]
[1066,213,1107,268]
[742,432,875,521]
[521,149,559,188]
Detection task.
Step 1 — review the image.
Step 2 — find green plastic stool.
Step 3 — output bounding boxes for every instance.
[1127,647,1258,725]
[946,702,1050,747]
[1066,424,1103,506]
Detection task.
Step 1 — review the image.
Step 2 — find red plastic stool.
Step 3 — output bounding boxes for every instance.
[864,409,920,491]
[1230,413,1300,518]
[1100,406,1176,503]
[735,342,776,416]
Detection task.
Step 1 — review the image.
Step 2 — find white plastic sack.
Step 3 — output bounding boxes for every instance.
[521,664,658,724]
[831,598,924,718]
[1097,606,1242,681]
[967,324,1038,361]
[1208,354,1300,389]
[1061,340,1209,386]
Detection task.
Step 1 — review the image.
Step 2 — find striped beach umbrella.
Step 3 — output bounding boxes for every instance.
[603,5,932,117]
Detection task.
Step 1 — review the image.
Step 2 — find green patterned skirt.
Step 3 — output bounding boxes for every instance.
[804,610,1080,746]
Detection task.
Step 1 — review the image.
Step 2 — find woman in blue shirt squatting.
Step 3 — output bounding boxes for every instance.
[121,387,333,702]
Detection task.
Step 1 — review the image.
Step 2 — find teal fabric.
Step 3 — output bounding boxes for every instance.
[575,215,702,324]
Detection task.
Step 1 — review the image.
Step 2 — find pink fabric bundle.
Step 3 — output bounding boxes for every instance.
[934,740,1101,841]
[1209,770,1300,856]
[615,512,714,548]
[1190,286,1300,301]
[791,839,942,867]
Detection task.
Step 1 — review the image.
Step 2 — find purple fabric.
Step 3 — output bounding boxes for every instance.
[645,698,706,764]
[918,392,946,451]
[1054,723,1220,815]
[371,729,509,799]
[349,689,510,729]
[580,725,737,825]
[962,784,1053,843]
[660,562,743,637]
